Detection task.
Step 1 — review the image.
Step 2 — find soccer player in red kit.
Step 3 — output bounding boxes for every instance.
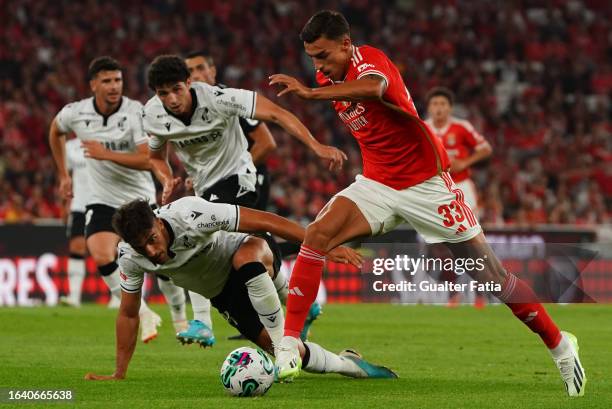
[425,87,493,216]
[269,10,586,396]
[425,87,493,308]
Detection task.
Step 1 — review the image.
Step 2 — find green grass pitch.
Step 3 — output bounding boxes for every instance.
[1,304,610,408]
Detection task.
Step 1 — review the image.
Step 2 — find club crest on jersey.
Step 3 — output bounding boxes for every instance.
[182,236,195,249]
[446,133,456,145]
[118,116,127,131]
[201,107,211,123]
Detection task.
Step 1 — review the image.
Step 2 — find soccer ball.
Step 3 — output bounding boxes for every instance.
[220,347,274,397]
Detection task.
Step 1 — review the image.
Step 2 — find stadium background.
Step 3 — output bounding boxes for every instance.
[0,0,611,306]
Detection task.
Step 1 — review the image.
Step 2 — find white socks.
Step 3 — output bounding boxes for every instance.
[302,341,363,377]
[67,257,85,304]
[550,332,572,359]
[157,278,187,323]
[273,270,288,304]
[189,291,213,328]
[101,266,122,300]
[245,272,284,347]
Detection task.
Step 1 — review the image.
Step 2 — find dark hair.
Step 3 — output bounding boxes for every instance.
[147,55,191,91]
[425,87,455,106]
[88,56,122,81]
[185,50,215,67]
[300,10,350,43]
[112,199,156,246]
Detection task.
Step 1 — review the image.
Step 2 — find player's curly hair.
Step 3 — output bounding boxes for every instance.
[87,56,122,81]
[425,87,455,106]
[112,199,156,246]
[147,54,191,91]
[300,10,350,43]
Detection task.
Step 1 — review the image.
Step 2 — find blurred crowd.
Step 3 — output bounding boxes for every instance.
[1,0,610,227]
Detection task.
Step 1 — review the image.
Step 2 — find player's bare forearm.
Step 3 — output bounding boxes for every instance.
[237,207,305,243]
[308,77,386,102]
[48,120,69,178]
[254,95,319,150]
[149,146,173,184]
[114,293,141,378]
[467,142,493,166]
[248,124,277,165]
[102,150,151,170]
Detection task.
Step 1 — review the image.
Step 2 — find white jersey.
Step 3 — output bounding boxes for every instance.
[55,96,156,208]
[118,196,247,299]
[65,138,91,213]
[143,82,257,196]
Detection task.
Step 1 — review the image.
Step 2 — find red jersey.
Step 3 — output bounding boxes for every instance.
[426,117,488,183]
[316,45,449,190]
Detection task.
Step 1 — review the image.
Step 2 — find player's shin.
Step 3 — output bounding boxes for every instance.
[273,269,288,304]
[302,342,361,377]
[284,245,325,338]
[497,273,562,348]
[67,254,86,303]
[242,263,284,348]
[157,276,187,329]
[98,261,122,299]
[188,291,213,328]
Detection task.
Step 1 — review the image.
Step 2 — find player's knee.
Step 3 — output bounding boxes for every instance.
[304,222,332,250]
[98,260,118,277]
[69,237,87,255]
[233,237,269,269]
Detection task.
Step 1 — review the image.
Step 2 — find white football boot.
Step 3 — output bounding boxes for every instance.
[275,336,302,382]
[551,331,586,397]
[140,310,162,343]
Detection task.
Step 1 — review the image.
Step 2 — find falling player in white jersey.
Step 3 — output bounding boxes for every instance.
[84,196,396,381]
[48,56,187,342]
[142,55,345,346]
[59,137,90,307]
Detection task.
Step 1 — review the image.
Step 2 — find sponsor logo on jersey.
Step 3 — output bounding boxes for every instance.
[85,120,91,127]
[172,132,221,148]
[197,219,230,229]
[446,133,456,145]
[164,122,172,131]
[213,90,224,97]
[357,63,375,72]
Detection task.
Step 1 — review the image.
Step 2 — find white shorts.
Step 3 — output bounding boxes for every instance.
[455,179,479,218]
[335,173,482,243]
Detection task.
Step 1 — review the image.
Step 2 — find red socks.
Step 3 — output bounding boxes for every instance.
[498,273,562,348]
[284,245,325,338]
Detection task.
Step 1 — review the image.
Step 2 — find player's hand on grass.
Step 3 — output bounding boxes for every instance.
[59,175,73,199]
[162,177,183,204]
[82,140,109,160]
[84,372,124,381]
[327,246,363,268]
[313,143,347,171]
[269,74,313,99]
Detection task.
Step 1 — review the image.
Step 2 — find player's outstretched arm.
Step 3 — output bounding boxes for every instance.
[85,291,141,381]
[248,123,277,165]
[236,207,363,267]
[253,95,347,171]
[48,119,73,199]
[149,144,182,204]
[81,141,151,170]
[269,74,386,102]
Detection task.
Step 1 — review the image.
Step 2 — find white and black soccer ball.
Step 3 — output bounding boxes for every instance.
[220,347,274,397]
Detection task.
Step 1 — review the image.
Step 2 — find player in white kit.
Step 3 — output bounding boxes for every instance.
[142,55,345,346]
[59,137,90,307]
[48,56,187,342]
[83,196,397,381]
